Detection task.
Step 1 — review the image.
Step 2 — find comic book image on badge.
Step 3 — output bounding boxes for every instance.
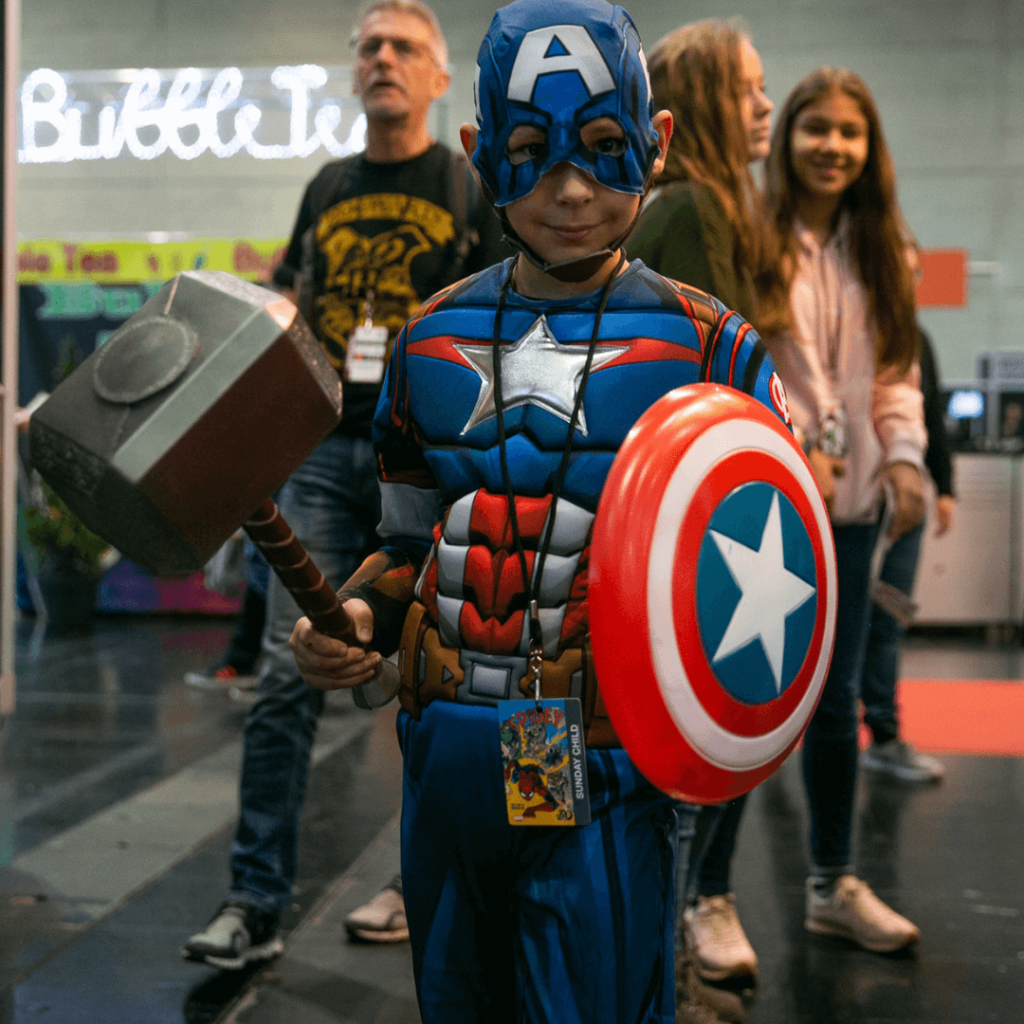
[497,699,591,827]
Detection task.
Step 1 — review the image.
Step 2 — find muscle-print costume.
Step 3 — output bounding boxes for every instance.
[359,258,786,733]
[340,255,789,1022]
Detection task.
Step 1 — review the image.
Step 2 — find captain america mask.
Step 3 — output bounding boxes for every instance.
[472,0,659,208]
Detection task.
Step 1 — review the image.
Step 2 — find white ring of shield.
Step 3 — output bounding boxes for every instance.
[647,418,837,772]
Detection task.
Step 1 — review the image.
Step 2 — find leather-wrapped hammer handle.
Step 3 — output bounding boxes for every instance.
[243,497,352,640]
[242,498,400,709]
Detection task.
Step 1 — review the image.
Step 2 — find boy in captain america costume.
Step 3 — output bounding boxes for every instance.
[291,1,792,1021]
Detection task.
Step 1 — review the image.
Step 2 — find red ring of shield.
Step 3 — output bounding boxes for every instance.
[590,384,833,804]
[673,446,829,737]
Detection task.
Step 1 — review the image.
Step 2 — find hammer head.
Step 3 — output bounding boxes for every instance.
[29,271,343,576]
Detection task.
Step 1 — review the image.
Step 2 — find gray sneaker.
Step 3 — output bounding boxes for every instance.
[861,739,943,783]
[184,665,257,692]
[181,901,283,970]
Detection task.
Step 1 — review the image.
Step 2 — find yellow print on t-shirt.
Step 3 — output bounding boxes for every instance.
[311,194,456,372]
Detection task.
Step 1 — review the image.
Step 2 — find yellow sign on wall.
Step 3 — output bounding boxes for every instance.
[17,238,289,283]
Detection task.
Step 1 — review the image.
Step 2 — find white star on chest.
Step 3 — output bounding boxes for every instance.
[709,492,816,694]
[454,315,627,436]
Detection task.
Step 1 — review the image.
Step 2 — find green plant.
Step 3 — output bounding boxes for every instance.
[23,478,110,579]
[21,338,111,579]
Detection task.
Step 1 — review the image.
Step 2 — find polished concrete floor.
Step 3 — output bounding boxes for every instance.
[0,613,1022,1024]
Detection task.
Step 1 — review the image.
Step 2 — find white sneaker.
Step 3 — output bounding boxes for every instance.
[805,875,919,952]
[683,894,758,981]
[343,878,409,943]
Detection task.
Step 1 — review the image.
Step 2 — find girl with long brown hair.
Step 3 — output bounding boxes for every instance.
[751,66,926,952]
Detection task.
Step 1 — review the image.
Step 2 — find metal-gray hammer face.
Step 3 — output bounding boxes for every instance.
[28,270,343,577]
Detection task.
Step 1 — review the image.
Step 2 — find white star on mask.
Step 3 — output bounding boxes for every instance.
[709,492,816,694]
[455,315,627,436]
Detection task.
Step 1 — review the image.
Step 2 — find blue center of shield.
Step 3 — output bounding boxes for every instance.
[696,482,817,705]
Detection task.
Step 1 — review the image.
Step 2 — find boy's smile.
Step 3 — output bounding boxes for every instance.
[506,158,638,269]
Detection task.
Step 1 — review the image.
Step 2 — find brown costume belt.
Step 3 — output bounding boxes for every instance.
[396,601,619,748]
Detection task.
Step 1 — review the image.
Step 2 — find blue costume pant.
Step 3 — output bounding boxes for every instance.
[398,702,676,1024]
[861,521,924,745]
[228,432,381,916]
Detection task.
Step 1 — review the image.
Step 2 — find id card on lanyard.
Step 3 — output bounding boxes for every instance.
[498,698,592,827]
[345,290,389,384]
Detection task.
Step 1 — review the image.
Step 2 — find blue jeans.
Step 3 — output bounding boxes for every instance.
[673,803,700,941]
[861,522,924,745]
[802,521,880,873]
[228,431,382,916]
[692,794,747,897]
[673,795,745,938]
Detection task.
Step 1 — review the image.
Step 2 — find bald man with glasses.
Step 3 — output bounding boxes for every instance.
[182,0,508,970]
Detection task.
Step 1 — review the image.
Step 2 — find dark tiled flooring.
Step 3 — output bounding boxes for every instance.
[1,614,1022,1024]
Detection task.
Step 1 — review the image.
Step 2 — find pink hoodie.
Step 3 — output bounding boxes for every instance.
[762,216,926,525]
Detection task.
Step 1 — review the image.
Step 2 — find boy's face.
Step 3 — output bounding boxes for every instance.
[460,110,670,281]
[502,117,639,268]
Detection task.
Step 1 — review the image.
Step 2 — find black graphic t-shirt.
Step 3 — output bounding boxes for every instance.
[274,143,508,435]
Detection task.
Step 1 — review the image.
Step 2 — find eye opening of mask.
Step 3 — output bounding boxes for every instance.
[505,123,549,166]
[504,115,630,169]
[578,116,628,158]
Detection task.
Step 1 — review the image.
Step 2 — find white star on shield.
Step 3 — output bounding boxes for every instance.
[709,492,816,694]
[454,315,627,436]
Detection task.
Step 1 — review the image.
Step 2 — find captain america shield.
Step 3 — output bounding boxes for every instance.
[589,384,837,803]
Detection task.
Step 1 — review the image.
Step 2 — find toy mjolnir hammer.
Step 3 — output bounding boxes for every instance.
[27,270,398,708]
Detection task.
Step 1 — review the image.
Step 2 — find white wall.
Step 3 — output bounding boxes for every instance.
[17,0,1024,379]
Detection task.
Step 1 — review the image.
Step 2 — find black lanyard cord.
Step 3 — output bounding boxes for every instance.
[491,252,627,663]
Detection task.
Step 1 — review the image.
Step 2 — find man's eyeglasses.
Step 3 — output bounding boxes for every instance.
[353,34,438,66]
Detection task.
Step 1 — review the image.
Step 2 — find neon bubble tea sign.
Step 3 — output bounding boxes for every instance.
[19,65,369,163]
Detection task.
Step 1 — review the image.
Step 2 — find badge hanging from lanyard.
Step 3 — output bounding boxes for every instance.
[499,601,590,826]
[498,695,592,827]
[345,290,389,384]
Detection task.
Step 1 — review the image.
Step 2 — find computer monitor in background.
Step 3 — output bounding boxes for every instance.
[942,381,986,452]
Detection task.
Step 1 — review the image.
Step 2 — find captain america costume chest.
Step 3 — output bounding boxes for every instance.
[374,258,784,669]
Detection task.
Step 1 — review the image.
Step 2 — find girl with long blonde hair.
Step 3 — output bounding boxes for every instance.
[630,19,774,325]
